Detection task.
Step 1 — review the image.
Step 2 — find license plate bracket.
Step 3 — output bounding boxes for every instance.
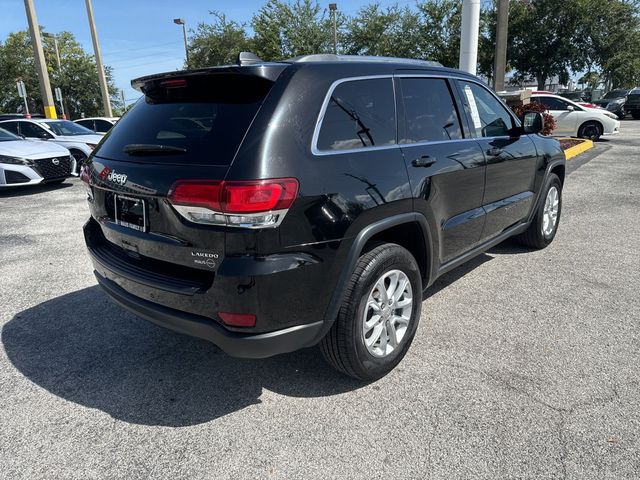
[114,195,147,232]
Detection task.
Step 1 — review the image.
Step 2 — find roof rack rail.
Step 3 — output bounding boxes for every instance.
[286,54,442,67]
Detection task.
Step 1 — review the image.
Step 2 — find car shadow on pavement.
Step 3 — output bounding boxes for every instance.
[0,180,74,198]
[488,238,534,255]
[422,252,493,300]
[2,286,363,427]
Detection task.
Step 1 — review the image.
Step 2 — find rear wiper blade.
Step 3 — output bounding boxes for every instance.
[123,144,187,155]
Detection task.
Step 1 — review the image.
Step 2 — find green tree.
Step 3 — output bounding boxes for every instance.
[579,71,600,89]
[251,0,286,60]
[415,0,462,67]
[508,0,585,90]
[251,0,334,59]
[188,12,252,68]
[0,29,120,119]
[577,0,640,88]
[343,4,420,58]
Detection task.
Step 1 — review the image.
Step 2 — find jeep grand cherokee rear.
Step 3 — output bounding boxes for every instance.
[83,54,565,380]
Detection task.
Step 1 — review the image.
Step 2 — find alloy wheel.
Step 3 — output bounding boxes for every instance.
[362,269,413,358]
[542,186,559,237]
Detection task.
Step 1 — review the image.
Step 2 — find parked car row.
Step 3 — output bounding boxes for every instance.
[0,127,75,188]
[0,114,120,133]
[0,118,103,171]
[556,88,640,120]
[0,115,122,188]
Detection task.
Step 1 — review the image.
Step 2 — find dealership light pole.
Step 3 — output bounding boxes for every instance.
[85,0,113,117]
[173,18,189,66]
[459,0,481,75]
[43,32,61,71]
[329,3,338,54]
[493,0,509,91]
[23,0,57,118]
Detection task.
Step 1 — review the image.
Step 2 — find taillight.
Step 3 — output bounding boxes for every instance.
[168,178,299,228]
[80,164,93,201]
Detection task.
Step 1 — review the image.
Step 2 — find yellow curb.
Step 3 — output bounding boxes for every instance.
[560,138,594,160]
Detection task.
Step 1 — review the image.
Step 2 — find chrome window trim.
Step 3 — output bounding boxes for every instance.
[311,75,397,156]
[311,73,521,156]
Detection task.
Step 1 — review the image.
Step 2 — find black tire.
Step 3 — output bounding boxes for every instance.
[70,150,87,175]
[632,111,640,120]
[319,243,422,381]
[515,173,562,249]
[577,121,602,141]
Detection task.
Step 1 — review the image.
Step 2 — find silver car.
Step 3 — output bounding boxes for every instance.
[0,127,74,188]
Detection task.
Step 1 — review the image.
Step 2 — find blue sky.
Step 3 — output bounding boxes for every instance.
[1,0,408,104]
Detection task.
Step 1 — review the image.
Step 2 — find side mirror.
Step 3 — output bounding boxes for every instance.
[566,105,575,111]
[522,112,544,134]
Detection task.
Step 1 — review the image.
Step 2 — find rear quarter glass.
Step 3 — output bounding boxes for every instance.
[93,74,274,166]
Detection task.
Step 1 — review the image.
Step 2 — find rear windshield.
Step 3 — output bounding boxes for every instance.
[93,74,273,165]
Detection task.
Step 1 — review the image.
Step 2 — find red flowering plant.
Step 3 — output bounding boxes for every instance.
[511,101,556,136]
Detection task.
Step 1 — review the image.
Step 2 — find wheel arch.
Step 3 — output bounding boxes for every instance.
[578,119,603,138]
[319,213,436,330]
[550,163,565,186]
[528,159,565,224]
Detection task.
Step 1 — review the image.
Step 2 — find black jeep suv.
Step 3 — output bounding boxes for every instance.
[82,53,565,380]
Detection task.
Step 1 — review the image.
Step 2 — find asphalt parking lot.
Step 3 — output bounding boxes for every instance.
[1,121,639,479]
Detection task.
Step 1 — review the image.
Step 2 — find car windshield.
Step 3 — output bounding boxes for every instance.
[41,120,94,136]
[0,127,20,142]
[603,90,628,99]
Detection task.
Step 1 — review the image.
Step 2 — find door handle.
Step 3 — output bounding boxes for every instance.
[411,156,436,168]
[487,147,503,156]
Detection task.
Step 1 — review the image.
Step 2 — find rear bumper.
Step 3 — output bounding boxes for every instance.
[95,271,324,358]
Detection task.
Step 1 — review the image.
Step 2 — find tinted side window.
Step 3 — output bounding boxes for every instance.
[94,120,113,132]
[458,81,514,137]
[399,78,462,143]
[75,120,94,130]
[534,96,570,111]
[20,122,51,139]
[317,78,396,151]
[1,122,19,135]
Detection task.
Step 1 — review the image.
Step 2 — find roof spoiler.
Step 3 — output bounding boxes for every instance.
[131,60,287,92]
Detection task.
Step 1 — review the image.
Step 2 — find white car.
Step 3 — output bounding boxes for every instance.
[0,118,103,174]
[0,127,74,188]
[531,93,620,141]
[73,116,120,134]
